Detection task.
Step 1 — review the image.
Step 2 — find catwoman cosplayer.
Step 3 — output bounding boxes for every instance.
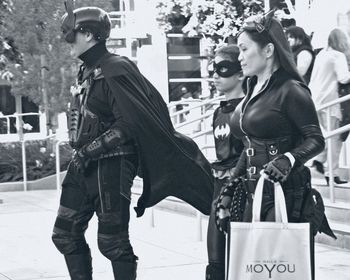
[215,13,330,280]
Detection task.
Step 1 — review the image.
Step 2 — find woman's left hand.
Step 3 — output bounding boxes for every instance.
[263,155,292,183]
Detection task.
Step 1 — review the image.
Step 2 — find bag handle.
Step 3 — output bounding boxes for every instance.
[252,175,288,223]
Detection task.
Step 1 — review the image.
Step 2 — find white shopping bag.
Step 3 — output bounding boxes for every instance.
[227,177,312,280]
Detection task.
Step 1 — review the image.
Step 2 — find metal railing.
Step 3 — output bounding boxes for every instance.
[316,94,350,203]
[55,138,69,191]
[4,92,350,241]
[21,134,57,191]
[167,97,223,241]
[169,96,223,132]
[171,93,350,204]
[0,112,41,135]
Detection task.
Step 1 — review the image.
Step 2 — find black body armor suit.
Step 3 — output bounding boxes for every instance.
[56,3,213,280]
[52,43,139,279]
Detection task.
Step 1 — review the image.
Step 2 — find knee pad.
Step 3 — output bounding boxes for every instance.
[52,214,89,255]
[98,231,136,262]
[52,230,90,255]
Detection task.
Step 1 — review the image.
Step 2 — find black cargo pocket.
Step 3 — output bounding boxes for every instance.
[120,155,138,201]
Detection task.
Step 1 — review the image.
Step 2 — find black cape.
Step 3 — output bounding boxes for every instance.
[99,54,214,216]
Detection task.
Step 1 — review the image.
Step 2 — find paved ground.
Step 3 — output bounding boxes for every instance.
[0,190,350,280]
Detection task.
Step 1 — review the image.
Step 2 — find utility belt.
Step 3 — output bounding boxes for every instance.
[242,135,310,221]
[96,144,136,159]
[243,135,295,181]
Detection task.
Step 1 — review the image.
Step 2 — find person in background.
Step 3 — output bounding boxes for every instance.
[216,12,326,280]
[309,28,350,185]
[285,26,315,84]
[206,45,244,280]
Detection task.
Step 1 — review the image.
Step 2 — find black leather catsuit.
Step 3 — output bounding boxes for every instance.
[230,68,324,279]
[231,68,324,219]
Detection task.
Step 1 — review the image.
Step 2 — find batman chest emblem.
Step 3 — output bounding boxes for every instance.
[214,123,230,139]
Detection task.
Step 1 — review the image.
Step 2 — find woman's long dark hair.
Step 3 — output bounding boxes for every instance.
[239,13,304,83]
[285,26,313,51]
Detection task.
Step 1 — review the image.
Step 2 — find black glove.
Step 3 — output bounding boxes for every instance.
[263,154,292,183]
[71,149,91,174]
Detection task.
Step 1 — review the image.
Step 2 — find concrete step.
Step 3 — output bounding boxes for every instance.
[0,171,66,192]
[315,196,350,250]
[316,221,350,250]
[310,176,350,249]
[312,177,350,202]
[322,199,350,224]
[133,178,350,250]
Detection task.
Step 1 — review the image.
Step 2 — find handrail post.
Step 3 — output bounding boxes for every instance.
[21,140,27,191]
[55,139,61,191]
[326,108,335,202]
[196,210,203,241]
[150,208,155,228]
[6,116,10,134]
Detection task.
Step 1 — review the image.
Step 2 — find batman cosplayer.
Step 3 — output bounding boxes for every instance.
[52,2,213,279]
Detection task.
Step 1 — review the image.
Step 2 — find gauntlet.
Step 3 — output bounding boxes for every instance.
[215,177,247,233]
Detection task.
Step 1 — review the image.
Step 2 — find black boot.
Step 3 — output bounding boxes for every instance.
[64,253,93,280]
[205,263,225,280]
[112,261,137,280]
[312,160,324,174]
[325,176,348,185]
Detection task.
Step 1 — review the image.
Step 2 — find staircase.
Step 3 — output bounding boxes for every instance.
[311,168,350,249]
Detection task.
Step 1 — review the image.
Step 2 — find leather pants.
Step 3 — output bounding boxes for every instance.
[52,155,138,279]
[206,177,227,280]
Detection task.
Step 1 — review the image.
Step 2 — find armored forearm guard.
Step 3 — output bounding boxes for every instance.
[82,127,127,159]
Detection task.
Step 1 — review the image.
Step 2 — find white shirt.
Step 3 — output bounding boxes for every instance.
[309,47,350,120]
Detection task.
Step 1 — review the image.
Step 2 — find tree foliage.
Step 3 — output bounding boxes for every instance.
[2,0,114,113]
[0,0,22,81]
[0,140,72,182]
[156,0,264,44]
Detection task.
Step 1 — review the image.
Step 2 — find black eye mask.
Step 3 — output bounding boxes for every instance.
[213,60,241,78]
